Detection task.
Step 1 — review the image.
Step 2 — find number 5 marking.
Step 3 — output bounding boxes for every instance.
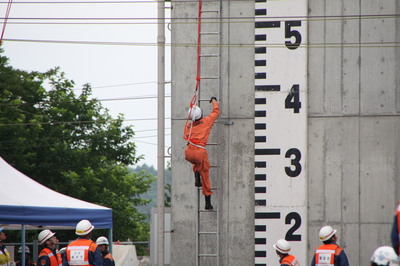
[285,212,302,241]
[285,21,302,50]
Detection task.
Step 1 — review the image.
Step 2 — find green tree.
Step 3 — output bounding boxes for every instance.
[0,51,154,251]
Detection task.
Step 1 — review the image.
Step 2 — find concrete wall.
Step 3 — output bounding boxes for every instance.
[170,0,255,265]
[170,0,400,265]
[308,0,400,264]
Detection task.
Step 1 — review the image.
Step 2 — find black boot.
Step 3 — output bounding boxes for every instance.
[205,195,213,210]
[195,171,202,187]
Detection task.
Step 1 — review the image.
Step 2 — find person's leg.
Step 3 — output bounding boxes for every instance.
[185,146,202,186]
[199,150,212,196]
[199,150,213,210]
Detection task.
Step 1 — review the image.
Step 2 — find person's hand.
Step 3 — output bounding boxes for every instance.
[209,97,217,103]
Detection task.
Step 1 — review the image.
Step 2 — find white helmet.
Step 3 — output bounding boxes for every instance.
[370,246,399,266]
[273,239,291,254]
[38,229,56,245]
[75,219,94,236]
[188,106,202,121]
[96,236,109,245]
[18,246,30,254]
[319,225,337,241]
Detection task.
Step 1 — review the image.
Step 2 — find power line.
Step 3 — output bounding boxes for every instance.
[3,38,400,48]
[0,117,171,126]
[0,94,171,107]
[1,13,399,21]
[0,0,288,4]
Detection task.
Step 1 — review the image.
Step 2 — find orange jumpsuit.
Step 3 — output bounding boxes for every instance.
[184,101,220,196]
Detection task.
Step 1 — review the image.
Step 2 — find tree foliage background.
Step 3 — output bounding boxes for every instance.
[0,50,155,251]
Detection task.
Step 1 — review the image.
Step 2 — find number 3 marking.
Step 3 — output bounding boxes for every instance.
[285,148,302,177]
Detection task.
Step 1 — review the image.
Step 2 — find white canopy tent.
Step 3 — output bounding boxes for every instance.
[0,156,113,264]
[0,156,112,228]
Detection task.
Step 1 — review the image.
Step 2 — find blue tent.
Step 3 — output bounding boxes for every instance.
[0,156,112,229]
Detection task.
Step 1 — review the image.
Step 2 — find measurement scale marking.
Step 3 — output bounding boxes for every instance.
[255,161,266,168]
[255,47,266,54]
[255,21,281,29]
[255,60,266,66]
[255,34,266,41]
[255,136,266,142]
[255,85,281,91]
[255,174,266,180]
[255,212,281,219]
[255,148,281,155]
[255,9,267,16]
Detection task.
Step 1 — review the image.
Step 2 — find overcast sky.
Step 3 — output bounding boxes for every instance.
[0,0,172,168]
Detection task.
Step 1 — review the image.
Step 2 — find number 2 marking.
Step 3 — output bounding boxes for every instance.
[285,212,302,241]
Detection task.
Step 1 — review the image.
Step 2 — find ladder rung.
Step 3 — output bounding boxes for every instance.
[200,54,219,57]
[199,99,218,102]
[206,143,218,145]
[199,231,218,234]
[200,32,219,35]
[197,187,219,190]
[210,165,219,168]
[199,254,218,257]
[201,10,219,13]
[199,209,217,213]
[200,76,219,80]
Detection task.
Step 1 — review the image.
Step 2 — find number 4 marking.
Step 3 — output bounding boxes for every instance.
[285,84,301,113]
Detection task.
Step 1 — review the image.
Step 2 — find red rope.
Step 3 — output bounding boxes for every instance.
[184,0,203,141]
[195,0,202,93]
[0,0,13,46]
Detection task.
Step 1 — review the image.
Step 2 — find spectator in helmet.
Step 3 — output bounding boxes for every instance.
[310,225,349,266]
[16,246,35,266]
[37,229,62,266]
[95,237,115,266]
[273,239,300,266]
[63,219,102,266]
[370,246,399,266]
[0,228,11,266]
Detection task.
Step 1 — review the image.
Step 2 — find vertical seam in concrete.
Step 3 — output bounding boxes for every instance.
[396,0,400,113]
[340,0,344,234]
[323,0,327,113]
[340,0,344,114]
[357,0,362,263]
[322,0,327,222]
[226,1,231,264]
[396,0,400,204]
[322,123,327,221]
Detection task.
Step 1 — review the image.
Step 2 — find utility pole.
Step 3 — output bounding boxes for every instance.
[157,0,165,264]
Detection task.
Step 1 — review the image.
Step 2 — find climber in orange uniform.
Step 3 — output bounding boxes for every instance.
[184,97,220,210]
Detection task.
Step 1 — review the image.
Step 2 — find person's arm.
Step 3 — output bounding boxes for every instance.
[37,255,51,266]
[392,215,399,255]
[338,250,350,266]
[104,257,114,266]
[310,254,316,266]
[90,247,104,266]
[209,99,220,121]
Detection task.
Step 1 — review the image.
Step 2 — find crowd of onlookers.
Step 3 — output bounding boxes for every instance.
[0,219,114,266]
